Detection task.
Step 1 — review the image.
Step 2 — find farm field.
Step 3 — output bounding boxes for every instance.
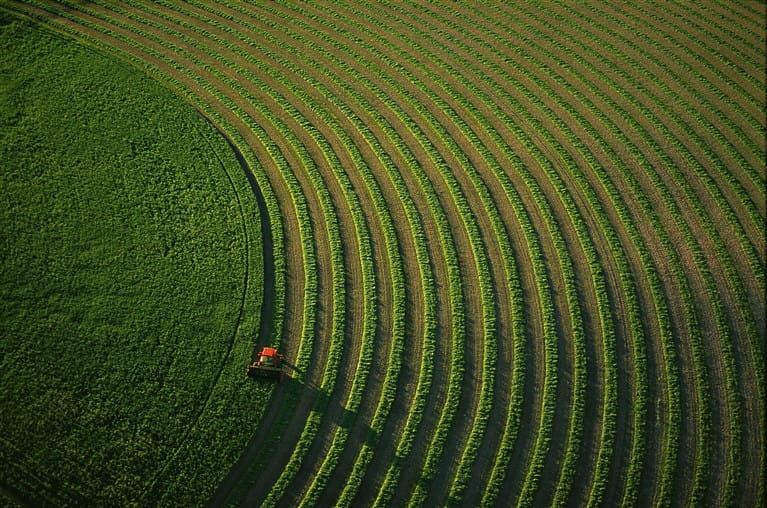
[0,14,268,505]
[0,1,764,507]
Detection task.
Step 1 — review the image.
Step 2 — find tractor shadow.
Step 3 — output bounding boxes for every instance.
[276,360,373,436]
[211,364,378,506]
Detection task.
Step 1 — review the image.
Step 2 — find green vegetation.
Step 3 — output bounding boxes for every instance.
[0,16,267,506]
[1,1,764,507]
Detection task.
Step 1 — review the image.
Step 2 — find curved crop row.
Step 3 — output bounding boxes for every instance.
[498,2,760,504]
[168,1,472,506]
[93,4,386,505]
[326,5,582,507]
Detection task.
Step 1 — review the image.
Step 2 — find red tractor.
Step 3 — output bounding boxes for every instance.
[246,347,286,381]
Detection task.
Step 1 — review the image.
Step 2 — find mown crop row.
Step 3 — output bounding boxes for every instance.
[266,6,536,506]
[360,5,624,506]
[198,10,458,505]
[133,1,474,506]
[213,0,528,504]
[464,3,700,504]
[606,1,766,216]
[472,7,712,505]
[405,7,654,505]
[314,4,568,508]
[571,0,765,387]
[488,7,712,504]
[287,9,508,504]
[504,3,756,504]
[236,7,498,508]
[567,2,764,294]
[628,2,764,111]
[528,5,756,503]
[378,1,752,506]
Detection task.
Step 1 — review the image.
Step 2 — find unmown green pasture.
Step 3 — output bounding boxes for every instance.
[0,16,268,505]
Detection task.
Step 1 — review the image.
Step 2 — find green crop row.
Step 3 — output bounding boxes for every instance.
[718,1,766,34]
[354,5,573,506]
[486,5,704,506]
[370,4,622,506]
[249,1,500,504]
[589,1,766,213]
[324,4,571,506]
[574,2,765,292]
[615,2,766,209]
[296,8,507,505]
[235,7,470,507]
[190,0,472,499]
[668,0,764,60]
[476,6,715,504]
[573,0,765,368]
[269,6,506,505]
[466,6,692,505]
[396,2,704,504]
[540,4,757,504]
[510,4,748,504]
[624,1,764,110]
[667,0,764,64]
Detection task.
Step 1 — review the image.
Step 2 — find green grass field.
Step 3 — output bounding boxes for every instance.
[0,15,268,505]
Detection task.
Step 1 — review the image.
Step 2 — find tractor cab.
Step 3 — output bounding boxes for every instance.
[246,347,285,380]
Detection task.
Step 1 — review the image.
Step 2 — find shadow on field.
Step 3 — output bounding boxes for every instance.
[274,360,372,434]
[209,370,376,506]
